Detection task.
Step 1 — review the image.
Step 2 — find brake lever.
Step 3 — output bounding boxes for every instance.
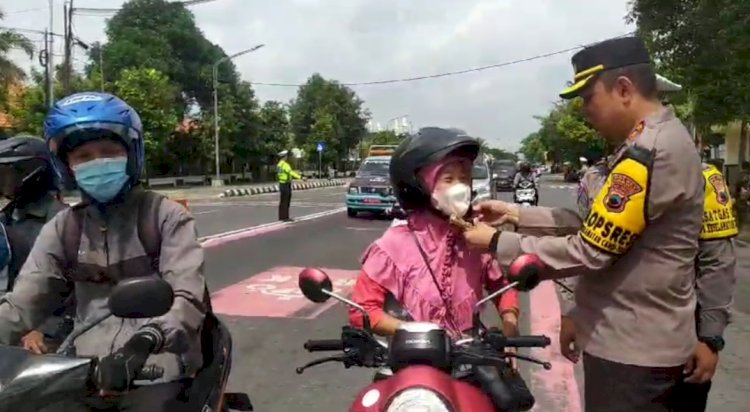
[501,352,552,370]
[295,355,349,374]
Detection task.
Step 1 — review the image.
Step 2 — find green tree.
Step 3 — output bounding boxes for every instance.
[519,132,546,163]
[289,74,369,170]
[628,0,750,163]
[519,99,607,165]
[257,100,290,163]
[113,67,179,175]
[97,0,237,112]
[10,70,97,136]
[0,10,33,107]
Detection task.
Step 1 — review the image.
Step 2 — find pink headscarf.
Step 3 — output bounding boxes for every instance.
[417,155,472,193]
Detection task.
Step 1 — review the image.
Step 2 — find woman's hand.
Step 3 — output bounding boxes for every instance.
[501,311,520,370]
[21,330,48,354]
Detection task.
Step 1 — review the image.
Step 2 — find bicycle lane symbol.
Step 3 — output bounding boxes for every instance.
[211,266,359,318]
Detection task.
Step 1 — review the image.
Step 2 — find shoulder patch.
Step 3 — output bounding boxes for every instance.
[628,121,645,140]
[707,174,729,206]
[579,147,652,255]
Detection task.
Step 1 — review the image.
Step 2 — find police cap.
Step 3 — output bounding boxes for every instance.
[559,36,652,99]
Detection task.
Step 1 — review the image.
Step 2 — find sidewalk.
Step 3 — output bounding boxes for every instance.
[707,239,750,412]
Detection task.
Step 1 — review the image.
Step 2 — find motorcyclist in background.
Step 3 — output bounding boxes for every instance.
[0,92,207,411]
[0,136,70,354]
[512,162,537,188]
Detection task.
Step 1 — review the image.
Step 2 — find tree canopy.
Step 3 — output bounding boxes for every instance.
[6,0,371,178]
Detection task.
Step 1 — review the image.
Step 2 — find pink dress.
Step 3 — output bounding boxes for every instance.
[349,211,519,338]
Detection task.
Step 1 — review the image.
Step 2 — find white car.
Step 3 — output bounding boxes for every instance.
[472,161,495,203]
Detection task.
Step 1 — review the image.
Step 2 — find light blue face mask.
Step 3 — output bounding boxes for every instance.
[72,156,130,203]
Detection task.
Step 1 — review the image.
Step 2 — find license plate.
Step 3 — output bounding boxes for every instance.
[363,198,382,204]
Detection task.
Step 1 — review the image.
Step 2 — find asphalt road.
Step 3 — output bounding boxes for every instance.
[197,176,750,411]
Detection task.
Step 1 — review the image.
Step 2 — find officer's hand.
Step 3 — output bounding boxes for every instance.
[96,332,158,394]
[21,330,48,354]
[560,316,580,363]
[473,200,520,226]
[463,220,496,250]
[684,342,718,384]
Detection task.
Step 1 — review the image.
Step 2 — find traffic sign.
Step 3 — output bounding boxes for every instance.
[317,142,324,152]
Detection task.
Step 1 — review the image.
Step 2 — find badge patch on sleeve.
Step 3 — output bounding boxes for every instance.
[580,156,650,255]
[701,166,737,239]
[707,174,729,205]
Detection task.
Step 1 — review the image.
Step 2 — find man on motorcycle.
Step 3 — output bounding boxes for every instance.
[348,127,528,411]
[512,162,537,189]
[0,136,70,354]
[0,92,208,411]
[462,36,705,411]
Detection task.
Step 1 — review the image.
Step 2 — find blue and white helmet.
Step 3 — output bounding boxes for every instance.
[43,92,144,189]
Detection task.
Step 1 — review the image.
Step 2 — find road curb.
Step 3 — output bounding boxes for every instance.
[218,179,349,198]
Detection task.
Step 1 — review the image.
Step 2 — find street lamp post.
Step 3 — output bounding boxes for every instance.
[212,44,265,187]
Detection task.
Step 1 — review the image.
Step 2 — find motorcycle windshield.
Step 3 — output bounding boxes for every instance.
[0,345,92,409]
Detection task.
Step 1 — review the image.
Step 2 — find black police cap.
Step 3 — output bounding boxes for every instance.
[560,36,651,99]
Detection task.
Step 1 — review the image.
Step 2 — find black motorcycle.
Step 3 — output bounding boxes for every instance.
[0,278,252,412]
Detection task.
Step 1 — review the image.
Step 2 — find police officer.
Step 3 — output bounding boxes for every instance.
[0,135,69,354]
[463,36,705,411]
[277,149,302,221]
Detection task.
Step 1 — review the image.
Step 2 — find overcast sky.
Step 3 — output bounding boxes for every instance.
[4,0,633,151]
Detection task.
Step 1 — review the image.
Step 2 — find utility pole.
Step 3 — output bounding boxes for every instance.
[40,30,51,108]
[63,0,74,95]
[47,0,54,107]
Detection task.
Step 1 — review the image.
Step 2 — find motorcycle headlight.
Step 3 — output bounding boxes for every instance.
[348,186,359,194]
[386,388,452,412]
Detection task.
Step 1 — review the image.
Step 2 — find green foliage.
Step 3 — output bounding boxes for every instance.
[8,1,372,179]
[0,9,34,107]
[113,67,179,174]
[521,99,606,165]
[288,74,369,169]
[629,0,750,126]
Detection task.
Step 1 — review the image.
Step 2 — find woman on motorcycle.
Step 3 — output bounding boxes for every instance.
[349,127,519,340]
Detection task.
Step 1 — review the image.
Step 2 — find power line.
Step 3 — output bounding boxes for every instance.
[0,26,65,38]
[252,31,636,88]
[3,7,47,15]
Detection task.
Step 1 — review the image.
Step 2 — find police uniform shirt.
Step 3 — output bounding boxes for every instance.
[493,36,705,368]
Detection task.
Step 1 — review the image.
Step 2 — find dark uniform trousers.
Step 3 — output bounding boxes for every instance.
[278,182,292,220]
[583,352,686,412]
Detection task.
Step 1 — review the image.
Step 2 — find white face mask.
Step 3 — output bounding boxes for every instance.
[432,183,472,217]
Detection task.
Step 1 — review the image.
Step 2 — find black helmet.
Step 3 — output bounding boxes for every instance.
[520,161,531,173]
[0,135,57,203]
[390,127,479,211]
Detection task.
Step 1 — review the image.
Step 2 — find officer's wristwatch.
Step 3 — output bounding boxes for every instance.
[698,336,725,353]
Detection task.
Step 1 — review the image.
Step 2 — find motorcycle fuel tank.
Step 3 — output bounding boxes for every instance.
[0,344,93,411]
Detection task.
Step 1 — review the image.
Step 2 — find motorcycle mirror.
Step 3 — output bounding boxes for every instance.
[506,254,545,292]
[298,267,333,303]
[109,277,174,318]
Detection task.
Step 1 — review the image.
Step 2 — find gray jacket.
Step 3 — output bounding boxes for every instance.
[0,190,207,383]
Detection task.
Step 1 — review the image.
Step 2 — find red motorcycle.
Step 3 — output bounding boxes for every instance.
[296,254,550,412]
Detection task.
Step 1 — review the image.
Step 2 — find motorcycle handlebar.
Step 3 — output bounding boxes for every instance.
[135,364,165,381]
[504,335,551,348]
[304,339,344,352]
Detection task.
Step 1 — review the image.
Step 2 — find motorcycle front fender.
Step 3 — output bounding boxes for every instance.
[350,365,495,412]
